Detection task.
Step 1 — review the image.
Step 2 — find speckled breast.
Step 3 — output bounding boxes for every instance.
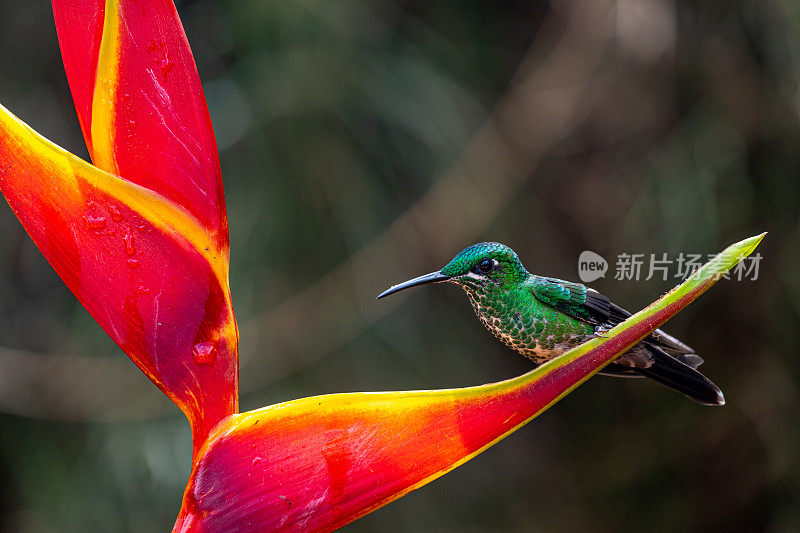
[464,286,595,364]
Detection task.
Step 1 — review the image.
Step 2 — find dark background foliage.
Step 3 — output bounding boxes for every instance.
[0,1,797,531]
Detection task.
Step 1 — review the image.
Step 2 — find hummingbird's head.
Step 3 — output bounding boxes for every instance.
[376,242,529,299]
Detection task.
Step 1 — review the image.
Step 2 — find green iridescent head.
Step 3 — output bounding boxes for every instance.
[376,242,529,299]
[440,242,526,279]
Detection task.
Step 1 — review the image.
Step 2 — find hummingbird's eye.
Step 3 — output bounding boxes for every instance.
[475,258,494,275]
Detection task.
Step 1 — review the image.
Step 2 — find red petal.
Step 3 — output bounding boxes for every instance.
[51,0,227,248]
[0,104,237,455]
[173,235,763,532]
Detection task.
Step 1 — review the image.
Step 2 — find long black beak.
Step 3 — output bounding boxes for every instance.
[376,271,451,300]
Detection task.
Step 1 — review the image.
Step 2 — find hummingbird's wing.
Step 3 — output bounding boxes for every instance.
[530,277,723,404]
[594,301,717,402]
[530,277,698,358]
[530,276,611,326]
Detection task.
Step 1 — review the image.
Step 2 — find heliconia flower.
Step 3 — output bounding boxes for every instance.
[0,1,764,531]
[172,233,764,532]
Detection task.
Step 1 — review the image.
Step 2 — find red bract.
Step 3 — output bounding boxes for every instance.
[53,0,235,453]
[4,0,238,456]
[173,234,764,532]
[0,105,237,456]
[52,0,228,243]
[0,1,764,531]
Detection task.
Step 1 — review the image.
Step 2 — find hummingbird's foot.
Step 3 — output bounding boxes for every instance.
[593,326,612,338]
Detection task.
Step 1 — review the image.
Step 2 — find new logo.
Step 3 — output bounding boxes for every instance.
[578,250,608,283]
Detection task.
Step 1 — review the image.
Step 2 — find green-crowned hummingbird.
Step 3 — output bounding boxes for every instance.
[378,242,724,405]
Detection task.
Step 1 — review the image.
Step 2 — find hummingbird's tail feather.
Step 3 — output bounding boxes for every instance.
[635,345,725,406]
[675,352,704,369]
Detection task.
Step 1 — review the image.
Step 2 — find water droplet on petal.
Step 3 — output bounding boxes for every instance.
[138,285,151,295]
[109,205,124,222]
[160,60,174,78]
[192,341,218,366]
[84,214,106,230]
[251,456,262,467]
[124,232,136,256]
[127,258,140,269]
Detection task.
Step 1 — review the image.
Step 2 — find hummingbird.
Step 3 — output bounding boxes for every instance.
[377,242,724,405]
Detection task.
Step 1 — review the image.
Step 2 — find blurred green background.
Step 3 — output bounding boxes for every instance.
[0,0,798,531]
